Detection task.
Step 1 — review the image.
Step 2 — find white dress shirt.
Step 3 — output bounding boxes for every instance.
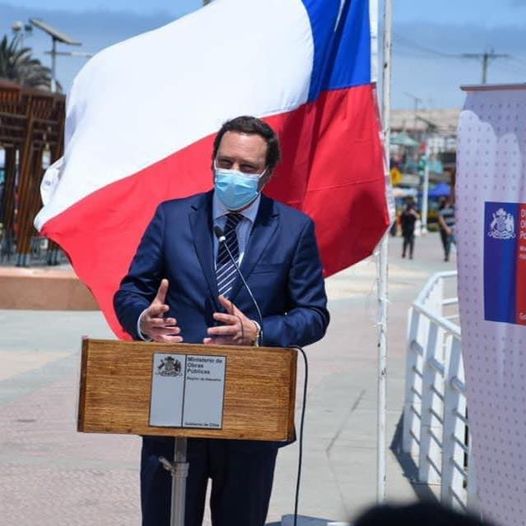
[212,191,260,266]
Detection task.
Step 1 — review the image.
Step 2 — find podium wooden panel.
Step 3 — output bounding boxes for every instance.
[78,339,297,442]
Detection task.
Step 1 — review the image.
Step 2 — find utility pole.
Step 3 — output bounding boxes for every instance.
[404,92,423,132]
[462,49,509,84]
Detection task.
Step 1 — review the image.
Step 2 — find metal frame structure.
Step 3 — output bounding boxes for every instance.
[0,80,65,265]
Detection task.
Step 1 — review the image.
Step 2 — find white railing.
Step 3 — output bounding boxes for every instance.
[403,271,477,509]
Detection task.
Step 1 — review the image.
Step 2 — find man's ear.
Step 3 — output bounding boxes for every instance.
[211,160,217,185]
[259,170,273,190]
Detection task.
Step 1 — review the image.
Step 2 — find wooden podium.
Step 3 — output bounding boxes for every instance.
[78,338,298,526]
[78,338,297,441]
[77,338,297,526]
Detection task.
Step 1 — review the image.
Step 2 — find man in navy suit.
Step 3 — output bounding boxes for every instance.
[114,116,329,526]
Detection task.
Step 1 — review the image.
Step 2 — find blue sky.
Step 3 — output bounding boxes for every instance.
[1,0,525,109]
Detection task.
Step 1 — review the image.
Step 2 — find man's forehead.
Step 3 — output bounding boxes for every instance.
[217,131,267,153]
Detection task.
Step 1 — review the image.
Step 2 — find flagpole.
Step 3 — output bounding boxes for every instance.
[376,0,392,503]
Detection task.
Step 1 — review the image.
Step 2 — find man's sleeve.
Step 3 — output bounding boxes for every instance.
[113,204,166,340]
[261,218,330,348]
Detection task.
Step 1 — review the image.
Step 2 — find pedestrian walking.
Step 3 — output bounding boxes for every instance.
[400,198,419,259]
[437,197,456,261]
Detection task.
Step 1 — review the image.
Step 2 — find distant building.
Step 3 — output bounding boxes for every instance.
[391,108,459,133]
[390,108,459,188]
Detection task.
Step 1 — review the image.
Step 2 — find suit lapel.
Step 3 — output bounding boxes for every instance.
[188,191,221,310]
[230,194,279,302]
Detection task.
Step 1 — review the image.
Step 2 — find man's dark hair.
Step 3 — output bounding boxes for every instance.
[212,115,281,172]
[354,502,495,526]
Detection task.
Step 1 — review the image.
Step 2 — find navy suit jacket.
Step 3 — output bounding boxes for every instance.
[114,190,329,348]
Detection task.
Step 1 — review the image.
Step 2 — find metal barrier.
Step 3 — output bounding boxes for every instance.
[403,271,476,509]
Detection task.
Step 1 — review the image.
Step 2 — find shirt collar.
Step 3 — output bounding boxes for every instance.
[212,191,261,224]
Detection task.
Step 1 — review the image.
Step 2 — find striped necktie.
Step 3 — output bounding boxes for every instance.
[216,213,243,298]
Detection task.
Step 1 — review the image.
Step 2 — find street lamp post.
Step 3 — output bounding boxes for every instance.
[11,21,33,46]
[421,141,430,234]
[29,18,82,93]
[50,37,57,92]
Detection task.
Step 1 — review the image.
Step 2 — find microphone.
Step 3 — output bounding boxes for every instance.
[213,225,264,344]
[213,225,226,243]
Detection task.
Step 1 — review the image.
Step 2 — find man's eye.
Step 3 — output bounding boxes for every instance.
[241,166,258,174]
[217,160,232,169]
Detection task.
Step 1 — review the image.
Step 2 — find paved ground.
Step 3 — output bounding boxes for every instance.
[0,232,456,525]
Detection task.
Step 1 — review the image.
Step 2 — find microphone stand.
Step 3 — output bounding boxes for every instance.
[159,438,189,526]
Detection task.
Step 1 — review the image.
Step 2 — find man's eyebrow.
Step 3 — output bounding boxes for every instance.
[217,156,258,167]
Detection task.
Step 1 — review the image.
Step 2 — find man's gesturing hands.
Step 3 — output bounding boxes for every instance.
[204,295,259,346]
[139,279,183,343]
[138,285,257,345]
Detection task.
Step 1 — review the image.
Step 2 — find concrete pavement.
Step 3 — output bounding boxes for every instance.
[0,232,456,525]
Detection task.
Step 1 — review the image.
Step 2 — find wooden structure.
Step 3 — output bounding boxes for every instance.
[78,339,297,441]
[0,79,65,266]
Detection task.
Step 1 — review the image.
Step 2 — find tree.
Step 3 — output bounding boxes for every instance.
[0,34,54,91]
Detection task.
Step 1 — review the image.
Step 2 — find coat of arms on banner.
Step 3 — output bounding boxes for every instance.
[488,208,516,239]
[484,201,526,326]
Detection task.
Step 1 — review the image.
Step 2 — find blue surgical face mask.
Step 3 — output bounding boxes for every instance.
[214,167,266,211]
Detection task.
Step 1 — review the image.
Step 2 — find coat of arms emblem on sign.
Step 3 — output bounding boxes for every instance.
[488,208,516,240]
[156,356,182,377]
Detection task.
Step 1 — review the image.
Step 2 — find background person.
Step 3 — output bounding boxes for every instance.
[438,196,456,261]
[400,198,420,259]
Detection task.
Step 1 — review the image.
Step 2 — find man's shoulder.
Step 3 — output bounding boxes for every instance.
[264,195,313,226]
[157,190,212,213]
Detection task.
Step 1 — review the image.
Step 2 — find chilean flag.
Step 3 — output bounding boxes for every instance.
[35,0,389,339]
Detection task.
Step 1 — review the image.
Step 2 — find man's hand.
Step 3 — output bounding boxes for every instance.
[204,295,259,346]
[139,279,183,343]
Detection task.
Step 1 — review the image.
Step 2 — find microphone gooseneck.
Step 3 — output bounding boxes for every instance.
[213,225,264,342]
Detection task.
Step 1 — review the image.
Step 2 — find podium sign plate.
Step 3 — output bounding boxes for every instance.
[78,339,297,441]
[150,353,226,429]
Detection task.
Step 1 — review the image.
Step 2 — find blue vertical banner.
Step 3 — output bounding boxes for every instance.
[484,201,519,324]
